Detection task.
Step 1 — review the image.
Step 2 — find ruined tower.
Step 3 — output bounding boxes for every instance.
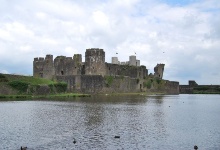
[33,55,54,79]
[54,54,82,76]
[85,48,106,76]
[154,64,165,79]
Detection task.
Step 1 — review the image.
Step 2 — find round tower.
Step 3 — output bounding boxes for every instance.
[85,48,106,75]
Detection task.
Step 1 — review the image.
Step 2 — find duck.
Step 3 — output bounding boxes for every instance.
[21,146,27,150]
[73,138,77,144]
[194,145,198,150]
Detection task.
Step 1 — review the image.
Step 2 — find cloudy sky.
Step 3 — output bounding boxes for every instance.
[0,0,219,84]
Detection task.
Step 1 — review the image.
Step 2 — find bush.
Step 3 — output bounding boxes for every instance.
[0,74,9,82]
[156,79,161,84]
[8,81,29,93]
[105,76,114,87]
[194,86,209,91]
[0,74,5,78]
[144,80,151,89]
[49,82,67,93]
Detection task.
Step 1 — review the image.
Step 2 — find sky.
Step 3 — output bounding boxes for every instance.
[0,0,219,85]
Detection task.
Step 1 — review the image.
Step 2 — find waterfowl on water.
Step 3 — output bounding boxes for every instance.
[21,146,27,150]
[194,145,198,149]
[73,138,77,144]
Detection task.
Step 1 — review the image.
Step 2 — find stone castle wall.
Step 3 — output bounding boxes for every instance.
[32,48,172,94]
[105,63,147,79]
[55,75,140,94]
[180,80,220,94]
[164,81,179,94]
[33,48,149,80]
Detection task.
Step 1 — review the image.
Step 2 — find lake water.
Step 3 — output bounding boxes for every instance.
[0,94,220,150]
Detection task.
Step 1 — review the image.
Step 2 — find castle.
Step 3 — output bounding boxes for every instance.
[33,48,165,80]
[33,48,167,93]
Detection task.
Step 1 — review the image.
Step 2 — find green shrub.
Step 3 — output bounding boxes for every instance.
[0,74,5,78]
[48,84,55,93]
[8,81,29,93]
[194,86,209,91]
[50,82,67,93]
[156,79,161,84]
[0,74,9,82]
[214,87,220,91]
[105,76,114,87]
[0,78,9,82]
[144,80,152,89]
[0,95,7,98]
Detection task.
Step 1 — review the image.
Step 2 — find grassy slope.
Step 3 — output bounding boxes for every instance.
[0,74,90,98]
[5,74,55,85]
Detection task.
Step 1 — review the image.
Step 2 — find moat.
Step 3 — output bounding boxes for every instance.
[0,94,220,150]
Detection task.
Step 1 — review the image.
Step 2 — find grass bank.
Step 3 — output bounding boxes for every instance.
[0,93,91,100]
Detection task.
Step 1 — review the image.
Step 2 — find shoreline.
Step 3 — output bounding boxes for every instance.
[0,93,91,100]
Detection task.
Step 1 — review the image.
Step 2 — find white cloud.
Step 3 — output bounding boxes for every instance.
[0,0,219,84]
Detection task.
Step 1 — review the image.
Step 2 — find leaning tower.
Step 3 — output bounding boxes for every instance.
[154,64,165,79]
[84,48,106,76]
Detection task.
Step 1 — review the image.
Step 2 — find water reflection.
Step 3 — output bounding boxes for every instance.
[0,95,220,149]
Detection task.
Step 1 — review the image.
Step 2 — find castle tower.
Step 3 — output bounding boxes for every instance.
[154,64,165,79]
[43,55,54,79]
[112,57,119,64]
[136,60,140,66]
[73,54,82,75]
[129,55,137,66]
[33,57,44,78]
[33,55,54,79]
[85,48,106,75]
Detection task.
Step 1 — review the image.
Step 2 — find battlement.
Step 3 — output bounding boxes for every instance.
[85,48,105,57]
[33,48,164,80]
[55,56,66,60]
[39,57,44,61]
[112,55,140,66]
[34,57,39,61]
[33,57,45,61]
[86,48,104,52]
[45,54,53,60]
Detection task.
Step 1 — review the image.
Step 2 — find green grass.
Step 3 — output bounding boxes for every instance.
[193,91,220,94]
[0,93,91,100]
[4,74,55,85]
[104,76,114,87]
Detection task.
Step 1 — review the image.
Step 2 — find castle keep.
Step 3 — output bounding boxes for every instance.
[33,48,173,94]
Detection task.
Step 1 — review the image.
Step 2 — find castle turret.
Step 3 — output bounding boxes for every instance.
[73,54,82,75]
[43,55,54,79]
[154,64,165,79]
[33,55,54,79]
[112,57,119,64]
[129,55,137,66]
[85,48,106,75]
